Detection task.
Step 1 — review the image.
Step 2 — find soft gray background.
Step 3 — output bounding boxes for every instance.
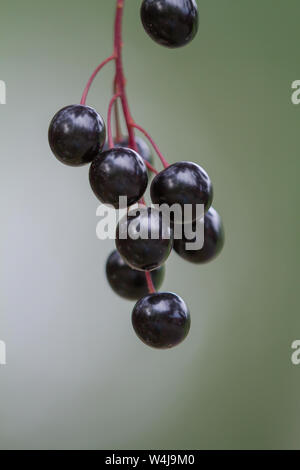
[0,0,299,449]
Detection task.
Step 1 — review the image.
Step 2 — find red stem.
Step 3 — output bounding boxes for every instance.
[80,54,116,105]
[113,76,123,142]
[145,271,156,294]
[131,123,169,169]
[107,93,121,148]
[114,0,136,150]
[114,0,158,295]
[113,1,158,176]
[144,160,158,175]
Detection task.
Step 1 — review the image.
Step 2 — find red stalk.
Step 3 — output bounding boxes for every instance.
[114,0,136,150]
[145,271,156,294]
[80,54,116,105]
[131,122,169,169]
[107,93,121,148]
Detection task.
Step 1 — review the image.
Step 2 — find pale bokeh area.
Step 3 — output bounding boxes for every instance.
[0,0,300,449]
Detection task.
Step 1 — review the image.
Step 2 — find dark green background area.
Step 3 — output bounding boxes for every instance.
[0,0,299,449]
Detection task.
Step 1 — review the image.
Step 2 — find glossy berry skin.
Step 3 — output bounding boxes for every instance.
[132,292,190,349]
[173,207,224,264]
[141,0,198,48]
[48,105,106,166]
[89,148,148,208]
[103,136,153,170]
[106,250,165,300]
[116,207,173,271]
[151,161,213,223]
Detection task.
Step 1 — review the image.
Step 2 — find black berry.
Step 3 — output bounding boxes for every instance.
[141,0,199,48]
[106,250,165,300]
[116,206,173,271]
[173,207,224,263]
[104,136,153,170]
[89,147,148,208]
[132,292,190,349]
[48,104,106,166]
[151,161,213,223]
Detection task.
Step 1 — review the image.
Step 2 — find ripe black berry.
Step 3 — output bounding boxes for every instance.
[48,104,106,166]
[104,136,153,169]
[89,147,148,208]
[132,292,190,349]
[141,0,199,48]
[116,207,173,271]
[106,250,165,300]
[151,161,213,223]
[173,207,224,263]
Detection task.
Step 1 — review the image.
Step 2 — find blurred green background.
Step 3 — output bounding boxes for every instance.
[0,0,299,450]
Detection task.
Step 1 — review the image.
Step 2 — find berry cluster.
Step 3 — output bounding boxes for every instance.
[48,0,224,349]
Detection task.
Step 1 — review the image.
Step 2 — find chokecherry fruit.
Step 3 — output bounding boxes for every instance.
[89,147,148,208]
[48,104,106,166]
[141,0,199,48]
[151,161,213,223]
[104,136,154,170]
[173,207,224,263]
[106,250,165,300]
[132,292,190,349]
[116,206,173,271]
